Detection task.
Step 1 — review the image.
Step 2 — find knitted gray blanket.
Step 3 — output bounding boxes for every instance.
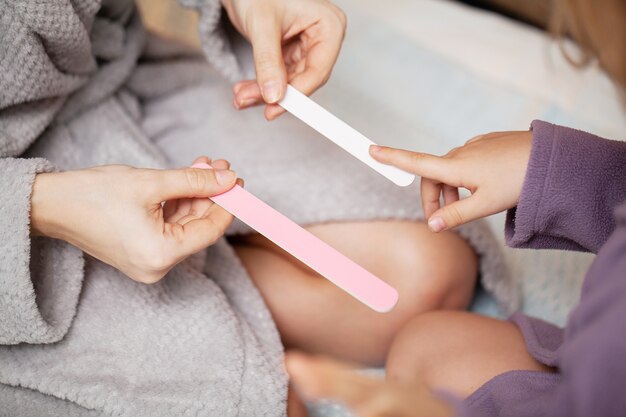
[0,0,516,415]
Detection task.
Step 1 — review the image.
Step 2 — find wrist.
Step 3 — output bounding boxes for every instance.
[30,172,72,239]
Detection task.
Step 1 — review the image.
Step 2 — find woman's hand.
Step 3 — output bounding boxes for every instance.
[370,131,533,232]
[286,352,454,417]
[221,0,346,120]
[30,157,240,283]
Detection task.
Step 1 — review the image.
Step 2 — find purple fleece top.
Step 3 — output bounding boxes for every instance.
[454,120,626,417]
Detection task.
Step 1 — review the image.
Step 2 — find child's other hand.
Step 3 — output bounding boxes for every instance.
[31,156,239,283]
[370,131,532,232]
[222,0,346,120]
[286,352,454,417]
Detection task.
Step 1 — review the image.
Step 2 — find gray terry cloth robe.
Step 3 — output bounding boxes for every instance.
[0,1,514,415]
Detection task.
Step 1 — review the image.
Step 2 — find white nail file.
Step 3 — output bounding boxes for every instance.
[278,85,415,187]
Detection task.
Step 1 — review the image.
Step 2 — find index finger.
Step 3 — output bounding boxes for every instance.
[370,146,455,185]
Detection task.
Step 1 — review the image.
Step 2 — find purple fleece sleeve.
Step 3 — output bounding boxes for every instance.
[505,120,626,253]
[546,211,626,417]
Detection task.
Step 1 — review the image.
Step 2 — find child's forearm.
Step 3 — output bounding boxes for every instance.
[505,120,626,253]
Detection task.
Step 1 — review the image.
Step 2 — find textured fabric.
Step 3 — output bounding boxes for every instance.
[0,158,84,345]
[0,1,287,416]
[506,120,626,252]
[0,0,510,415]
[460,122,626,417]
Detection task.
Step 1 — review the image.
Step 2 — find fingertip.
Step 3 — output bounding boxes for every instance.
[234,81,263,109]
[190,162,212,170]
[369,145,388,157]
[264,104,286,120]
[233,81,245,95]
[427,216,446,233]
[215,169,237,186]
[234,96,259,110]
[369,145,390,162]
[261,80,284,104]
[211,159,230,170]
[192,156,211,165]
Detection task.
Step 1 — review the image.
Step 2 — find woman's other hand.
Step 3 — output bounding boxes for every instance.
[370,131,533,232]
[286,352,454,417]
[30,157,239,283]
[222,0,346,120]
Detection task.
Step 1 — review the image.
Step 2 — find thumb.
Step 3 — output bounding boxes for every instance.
[248,8,287,103]
[427,194,486,232]
[153,168,237,201]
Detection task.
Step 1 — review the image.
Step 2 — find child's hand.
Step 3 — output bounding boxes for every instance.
[221,0,346,120]
[286,352,454,417]
[370,131,533,232]
[31,157,239,283]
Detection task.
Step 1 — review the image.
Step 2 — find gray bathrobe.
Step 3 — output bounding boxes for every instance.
[0,1,515,415]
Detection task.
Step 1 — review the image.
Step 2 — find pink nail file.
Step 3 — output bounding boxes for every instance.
[193,163,398,313]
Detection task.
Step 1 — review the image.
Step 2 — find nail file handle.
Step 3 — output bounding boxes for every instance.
[278,85,415,187]
[194,163,399,313]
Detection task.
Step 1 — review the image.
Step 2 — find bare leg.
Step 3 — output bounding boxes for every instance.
[231,220,478,365]
[386,311,555,398]
[287,383,309,417]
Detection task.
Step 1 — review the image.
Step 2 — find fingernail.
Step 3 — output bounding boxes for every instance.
[262,80,281,103]
[238,97,257,108]
[192,162,212,169]
[215,169,236,185]
[428,217,446,232]
[370,145,382,153]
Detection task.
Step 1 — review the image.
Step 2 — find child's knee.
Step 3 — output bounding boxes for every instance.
[347,227,478,363]
[388,227,478,317]
[386,311,467,386]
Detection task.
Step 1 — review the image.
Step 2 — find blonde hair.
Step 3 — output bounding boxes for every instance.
[550,0,626,92]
